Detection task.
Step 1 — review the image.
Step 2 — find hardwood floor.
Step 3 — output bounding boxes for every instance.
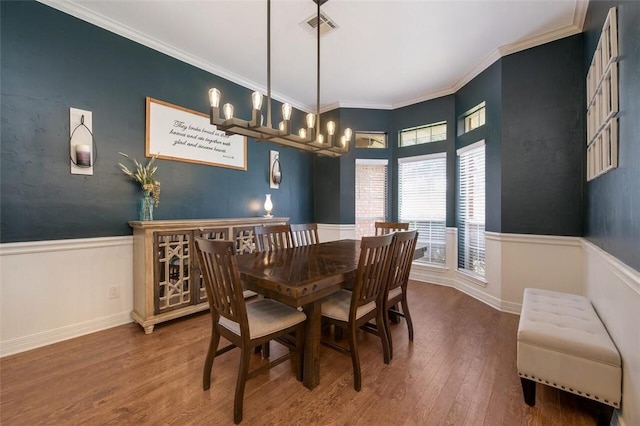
[1,282,602,425]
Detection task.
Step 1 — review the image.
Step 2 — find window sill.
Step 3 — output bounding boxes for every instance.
[455,269,487,287]
[412,261,449,273]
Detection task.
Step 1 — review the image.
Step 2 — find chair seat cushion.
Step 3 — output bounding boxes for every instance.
[387,287,402,301]
[321,289,376,322]
[220,299,306,340]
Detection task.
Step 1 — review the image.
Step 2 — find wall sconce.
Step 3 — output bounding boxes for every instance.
[270,150,282,189]
[69,107,96,176]
[264,194,273,218]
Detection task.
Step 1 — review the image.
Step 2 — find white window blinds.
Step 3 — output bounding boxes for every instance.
[398,153,447,265]
[355,159,388,239]
[457,141,486,276]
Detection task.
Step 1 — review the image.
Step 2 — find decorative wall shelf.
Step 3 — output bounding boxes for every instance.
[586,7,619,181]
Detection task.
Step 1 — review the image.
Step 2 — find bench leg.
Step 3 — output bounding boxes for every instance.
[520,377,536,406]
[596,404,614,426]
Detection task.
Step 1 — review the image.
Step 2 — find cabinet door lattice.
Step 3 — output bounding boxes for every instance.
[155,232,192,313]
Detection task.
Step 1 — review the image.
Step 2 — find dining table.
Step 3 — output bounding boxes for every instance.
[236,239,359,390]
[236,238,426,390]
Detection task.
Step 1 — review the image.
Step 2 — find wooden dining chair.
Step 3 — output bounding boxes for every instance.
[320,234,395,391]
[194,238,306,424]
[374,221,409,235]
[254,224,293,252]
[384,230,418,360]
[290,223,320,247]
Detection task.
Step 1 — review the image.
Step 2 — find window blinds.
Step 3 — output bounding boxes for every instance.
[398,153,447,265]
[355,159,388,239]
[457,141,486,276]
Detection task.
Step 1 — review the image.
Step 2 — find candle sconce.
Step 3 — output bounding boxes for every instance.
[69,108,96,175]
[269,150,282,189]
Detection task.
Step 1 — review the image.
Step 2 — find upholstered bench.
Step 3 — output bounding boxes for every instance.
[517,288,621,424]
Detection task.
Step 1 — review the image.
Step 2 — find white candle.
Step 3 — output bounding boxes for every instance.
[75,144,91,167]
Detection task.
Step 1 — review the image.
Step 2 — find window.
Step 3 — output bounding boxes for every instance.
[399,122,447,147]
[355,132,387,149]
[398,153,447,266]
[462,103,486,133]
[457,141,485,277]
[355,159,388,239]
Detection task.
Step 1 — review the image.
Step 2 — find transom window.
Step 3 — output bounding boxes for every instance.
[462,103,486,133]
[399,122,447,147]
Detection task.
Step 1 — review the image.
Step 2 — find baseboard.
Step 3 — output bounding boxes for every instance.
[1,311,132,357]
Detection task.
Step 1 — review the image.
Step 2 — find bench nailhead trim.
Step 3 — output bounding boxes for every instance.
[519,373,619,408]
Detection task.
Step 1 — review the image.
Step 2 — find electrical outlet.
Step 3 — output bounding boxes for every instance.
[109,286,120,299]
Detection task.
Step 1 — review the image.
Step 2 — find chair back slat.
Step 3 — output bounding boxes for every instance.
[374,221,409,235]
[291,223,320,247]
[388,230,419,293]
[254,224,293,252]
[195,238,247,326]
[351,234,394,313]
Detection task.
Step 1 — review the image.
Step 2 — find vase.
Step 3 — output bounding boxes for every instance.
[140,191,154,221]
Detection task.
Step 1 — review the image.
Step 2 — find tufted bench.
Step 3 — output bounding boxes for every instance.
[517,288,621,424]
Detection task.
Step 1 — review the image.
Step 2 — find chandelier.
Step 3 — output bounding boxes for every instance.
[208,0,351,157]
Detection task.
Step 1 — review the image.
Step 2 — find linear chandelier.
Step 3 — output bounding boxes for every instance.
[208,0,351,158]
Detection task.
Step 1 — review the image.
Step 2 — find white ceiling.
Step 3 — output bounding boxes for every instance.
[42,0,587,112]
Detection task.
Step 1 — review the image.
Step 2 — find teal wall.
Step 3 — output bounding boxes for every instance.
[583,1,640,270]
[3,1,638,272]
[0,1,314,242]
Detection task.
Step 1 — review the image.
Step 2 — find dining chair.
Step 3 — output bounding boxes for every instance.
[254,224,293,252]
[384,230,418,360]
[290,223,320,247]
[194,238,306,424]
[374,221,409,235]
[320,233,395,391]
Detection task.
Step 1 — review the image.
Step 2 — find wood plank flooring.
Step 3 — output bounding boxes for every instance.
[1,282,603,425]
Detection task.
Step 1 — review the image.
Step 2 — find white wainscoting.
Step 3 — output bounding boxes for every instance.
[583,240,640,426]
[0,237,134,357]
[317,223,355,242]
[1,228,638,426]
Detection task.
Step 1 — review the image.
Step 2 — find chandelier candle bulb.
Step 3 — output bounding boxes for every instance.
[223,103,234,120]
[327,120,335,136]
[299,128,307,138]
[344,128,353,142]
[282,103,292,120]
[209,88,221,108]
[252,91,263,110]
[306,113,316,129]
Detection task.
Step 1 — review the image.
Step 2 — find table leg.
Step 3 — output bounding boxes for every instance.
[302,301,321,390]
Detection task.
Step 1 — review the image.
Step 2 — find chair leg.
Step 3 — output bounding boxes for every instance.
[378,309,391,364]
[347,325,362,391]
[294,326,304,382]
[262,342,270,359]
[203,327,220,390]
[334,326,344,341]
[400,297,414,341]
[234,345,252,424]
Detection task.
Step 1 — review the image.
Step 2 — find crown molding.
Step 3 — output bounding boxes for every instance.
[37,0,589,113]
[36,0,308,113]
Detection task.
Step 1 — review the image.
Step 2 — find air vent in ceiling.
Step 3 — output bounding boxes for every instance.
[300,11,338,36]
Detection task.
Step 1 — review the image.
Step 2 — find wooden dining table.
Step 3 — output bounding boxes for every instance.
[236,239,363,389]
[236,238,425,390]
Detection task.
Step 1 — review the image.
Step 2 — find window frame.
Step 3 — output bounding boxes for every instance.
[354,159,388,239]
[457,140,486,278]
[398,152,448,266]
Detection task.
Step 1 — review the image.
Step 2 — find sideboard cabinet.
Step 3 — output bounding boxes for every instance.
[129,217,288,333]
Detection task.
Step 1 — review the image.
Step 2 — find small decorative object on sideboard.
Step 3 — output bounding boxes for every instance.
[264,194,273,218]
[118,152,161,220]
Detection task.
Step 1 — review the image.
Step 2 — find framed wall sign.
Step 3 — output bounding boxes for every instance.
[145,97,247,171]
